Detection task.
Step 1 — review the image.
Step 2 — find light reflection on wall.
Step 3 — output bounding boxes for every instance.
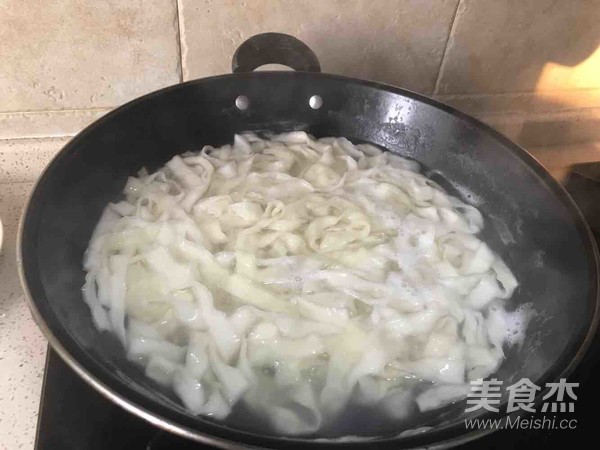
[529,45,600,182]
[535,45,600,103]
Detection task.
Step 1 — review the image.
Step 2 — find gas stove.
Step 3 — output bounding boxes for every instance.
[34,165,600,449]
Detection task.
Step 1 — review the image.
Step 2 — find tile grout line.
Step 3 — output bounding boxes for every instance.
[433,0,463,95]
[0,135,74,143]
[435,87,600,99]
[174,0,185,83]
[0,107,111,116]
[473,110,600,120]
[0,180,37,186]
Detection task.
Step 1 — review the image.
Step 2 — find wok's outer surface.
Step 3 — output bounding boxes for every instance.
[19,71,600,449]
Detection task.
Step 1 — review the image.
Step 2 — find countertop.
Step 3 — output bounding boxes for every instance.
[0,136,72,450]
[0,182,47,450]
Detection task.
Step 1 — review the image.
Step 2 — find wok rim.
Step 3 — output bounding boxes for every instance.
[17,71,600,449]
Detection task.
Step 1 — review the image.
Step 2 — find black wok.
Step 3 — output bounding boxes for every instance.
[18,33,600,448]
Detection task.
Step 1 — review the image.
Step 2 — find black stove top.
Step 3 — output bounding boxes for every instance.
[34,167,600,449]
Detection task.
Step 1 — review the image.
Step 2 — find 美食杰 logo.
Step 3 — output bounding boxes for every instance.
[463,378,578,431]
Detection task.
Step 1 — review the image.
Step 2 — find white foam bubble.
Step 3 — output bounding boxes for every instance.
[503,303,533,347]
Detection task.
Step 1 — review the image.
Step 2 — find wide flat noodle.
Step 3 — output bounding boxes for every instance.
[83,133,520,435]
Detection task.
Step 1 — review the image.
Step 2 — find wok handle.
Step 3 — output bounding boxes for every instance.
[231,32,321,73]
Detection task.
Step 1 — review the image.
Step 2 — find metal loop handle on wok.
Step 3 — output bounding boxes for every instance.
[231,32,321,73]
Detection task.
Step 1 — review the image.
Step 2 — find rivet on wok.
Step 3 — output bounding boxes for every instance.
[235,95,249,110]
[309,95,323,110]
